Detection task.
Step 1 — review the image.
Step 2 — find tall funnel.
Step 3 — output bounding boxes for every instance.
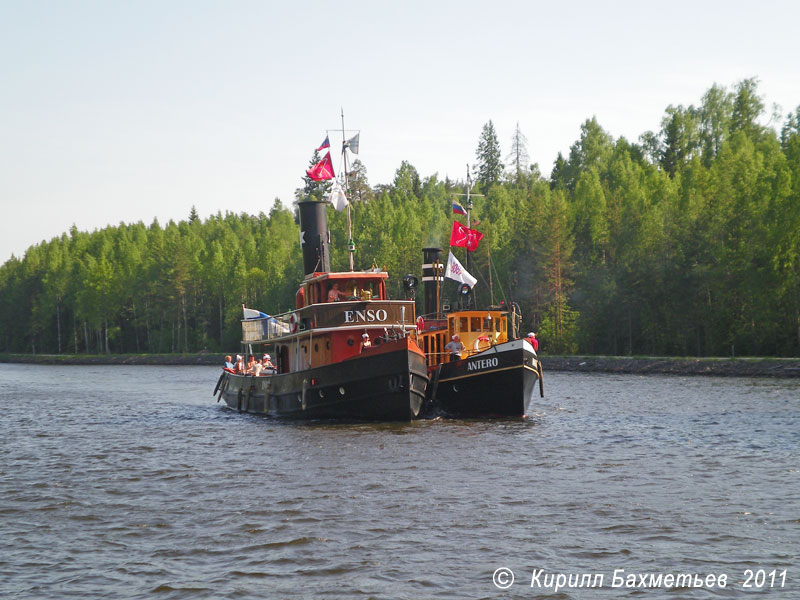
[422,247,443,316]
[298,200,330,276]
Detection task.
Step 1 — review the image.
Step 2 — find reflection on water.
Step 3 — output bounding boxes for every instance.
[1,364,798,598]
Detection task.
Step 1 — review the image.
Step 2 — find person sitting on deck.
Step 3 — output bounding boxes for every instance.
[249,359,263,377]
[224,355,234,369]
[327,282,347,302]
[360,333,372,352]
[235,355,244,373]
[262,353,276,374]
[444,335,465,362]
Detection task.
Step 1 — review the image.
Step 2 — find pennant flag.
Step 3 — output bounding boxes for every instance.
[243,305,269,320]
[445,251,477,288]
[316,135,330,151]
[344,133,360,154]
[452,201,467,215]
[449,221,484,252]
[328,182,349,212]
[306,152,335,181]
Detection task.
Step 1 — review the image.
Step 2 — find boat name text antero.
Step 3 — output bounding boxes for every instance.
[467,357,499,372]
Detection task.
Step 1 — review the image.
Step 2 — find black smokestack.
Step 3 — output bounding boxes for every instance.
[422,247,443,316]
[298,200,330,276]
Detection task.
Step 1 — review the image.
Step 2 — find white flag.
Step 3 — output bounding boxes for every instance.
[328,182,349,212]
[445,251,477,288]
[345,133,359,154]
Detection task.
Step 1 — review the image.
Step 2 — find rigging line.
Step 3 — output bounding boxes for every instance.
[489,255,510,305]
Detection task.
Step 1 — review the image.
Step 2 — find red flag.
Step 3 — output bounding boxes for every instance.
[449,221,484,252]
[306,152,335,181]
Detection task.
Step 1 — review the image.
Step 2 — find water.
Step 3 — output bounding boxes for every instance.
[1,364,798,599]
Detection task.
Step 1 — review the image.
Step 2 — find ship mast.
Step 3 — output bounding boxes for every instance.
[456,164,483,272]
[341,108,355,271]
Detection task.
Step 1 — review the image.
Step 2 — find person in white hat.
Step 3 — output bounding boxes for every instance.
[525,332,539,352]
[444,334,465,361]
[360,333,372,352]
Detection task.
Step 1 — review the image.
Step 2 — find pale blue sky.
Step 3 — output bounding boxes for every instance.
[2,0,798,263]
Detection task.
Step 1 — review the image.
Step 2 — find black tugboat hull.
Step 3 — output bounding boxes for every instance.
[428,340,541,418]
[218,343,428,421]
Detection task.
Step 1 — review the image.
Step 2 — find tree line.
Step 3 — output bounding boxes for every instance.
[1,78,798,357]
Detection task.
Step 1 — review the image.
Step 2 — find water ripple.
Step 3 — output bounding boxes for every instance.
[0,365,798,598]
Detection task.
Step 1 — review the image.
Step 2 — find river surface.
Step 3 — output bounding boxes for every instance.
[1,364,798,599]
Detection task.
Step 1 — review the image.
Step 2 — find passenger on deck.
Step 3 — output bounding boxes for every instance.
[327,282,347,302]
[263,353,276,373]
[445,335,465,362]
[360,333,372,352]
[224,355,234,369]
[525,332,539,352]
[235,355,244,373]
[249,359,263,377]
[246,355,256,372]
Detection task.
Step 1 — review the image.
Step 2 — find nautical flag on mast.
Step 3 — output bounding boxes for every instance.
[306,152,335,181]
[328,182,349,212]
[316,135,330,151]
[449,221,484,252]
[344,133,359,154]
[452,201,467,215]
[445,251,477,288]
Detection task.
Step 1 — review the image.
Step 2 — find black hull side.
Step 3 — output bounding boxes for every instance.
[218,346,428,421]
[428,341,540,418]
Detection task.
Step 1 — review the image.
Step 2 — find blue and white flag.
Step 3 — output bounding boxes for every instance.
[242,305,269,320]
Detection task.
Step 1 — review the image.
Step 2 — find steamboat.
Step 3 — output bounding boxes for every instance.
[214,200,428,420]
[413,168,544,417]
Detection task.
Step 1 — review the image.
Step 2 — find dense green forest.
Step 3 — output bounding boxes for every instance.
[2,79,799,357]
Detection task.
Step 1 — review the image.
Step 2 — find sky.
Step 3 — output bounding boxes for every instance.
[1,0,799,264]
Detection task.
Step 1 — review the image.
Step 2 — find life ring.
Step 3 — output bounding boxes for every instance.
[290,312,299,333]
[473,336,491,353]
[416,316,424,332]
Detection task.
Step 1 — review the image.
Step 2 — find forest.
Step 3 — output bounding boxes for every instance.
[1,79,799,357]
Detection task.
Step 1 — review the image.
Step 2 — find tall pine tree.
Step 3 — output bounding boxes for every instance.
[475,120,504,188]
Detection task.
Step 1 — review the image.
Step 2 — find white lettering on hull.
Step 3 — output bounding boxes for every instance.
[343,309,389,324]
[467,357,499,372]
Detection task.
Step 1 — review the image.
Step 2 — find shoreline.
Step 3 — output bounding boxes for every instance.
[542,355,800,378]
[1,353,799,377]
[0,353,220,366]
